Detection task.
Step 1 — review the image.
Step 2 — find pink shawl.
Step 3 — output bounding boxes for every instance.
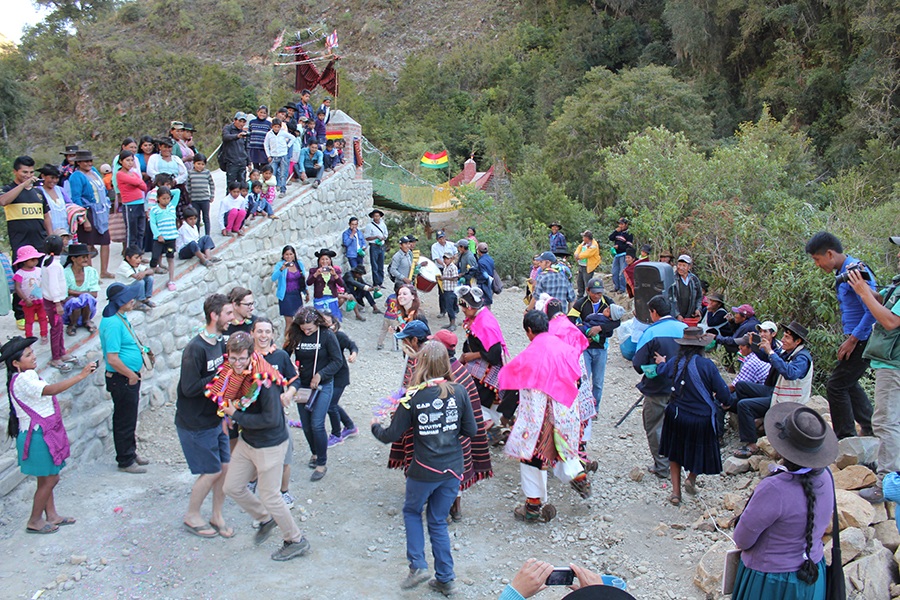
[498,332,581,407]
[548,314,588,354]
[469,308,507,355]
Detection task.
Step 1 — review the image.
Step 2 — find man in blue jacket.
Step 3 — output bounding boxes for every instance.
[298,141,324,189]
[632,295,687,478]
[475,242,495,308]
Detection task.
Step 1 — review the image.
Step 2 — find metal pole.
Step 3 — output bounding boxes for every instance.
[614,395,644,428]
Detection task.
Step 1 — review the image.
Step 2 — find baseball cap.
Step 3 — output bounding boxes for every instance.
[734,335,751,347]
[428,329,458,349]
[891,236,900,246]
[456,239,469,248]
[476,242,488,253]
[587,278,604,293]
[407,235,419,242]
[398,236,410,244]
[233,111,247,121]
[756,321,777,333]
[394,320,430,340]
[537,251,557,263]
[436,230,446,239]
[677,254,692,264]
[732,304,755,316]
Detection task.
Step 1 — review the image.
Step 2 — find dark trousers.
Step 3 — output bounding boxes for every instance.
[124,204,146,251]
[105,371,141,468]
[178,236,215,259]
[369,244,385,287]
[403,477,459,583]
[327,385,355,436]
[191,200,211,236]
[444,290,458,321]
[827,339,875,438]
[225,163,246,189]
[352,286,376,308]
[734,381,774,444]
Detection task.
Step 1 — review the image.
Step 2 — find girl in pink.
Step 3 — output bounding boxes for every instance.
[41,236,77,372]
[3,336,97,534]
[220,182,248,236]
[13,245,48,344]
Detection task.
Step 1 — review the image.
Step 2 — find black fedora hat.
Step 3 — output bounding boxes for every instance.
[155,137,175,147]
[780,320,809,343]
[368,208,384,218]
[706,291,725,304]
[548,221,562,229]
[314,248,337,259]
[351,264,367,275]
[65,243,91,257]
[37,164,62,178]
[285,102,298,110]
[765,402,838,468]
[72,149,95,163]
[675,327,716,347]
[59,144,79,156]
[182,122,196,132]
[564,585,636,600]
[0,336,38,364]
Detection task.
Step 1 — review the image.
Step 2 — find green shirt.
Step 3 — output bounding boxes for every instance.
[64,266,100,292]
[99,313,143,373]
[871,288,900,370]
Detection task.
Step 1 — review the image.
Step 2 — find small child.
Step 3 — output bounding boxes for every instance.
[314,109,327,146]
[148,186,178,290]
[248,181,274,218]
[318,97,332,124]
[376,281,401,351]
[41,236,76,370]
[185,152,215,236]
[116,245,155,310]
[582,304,626,344]
[220,182,248,236]
[323,139,339,172]
[260,165,277,205]
[440,258,460,331]
[334,139,346,165]
[13,246,48,344]
[100,164,113,190]
[264,118,291,196]
[288,131,303,183]
[302,118,316,148]
[248,169,261,185]
[177,207,219,267]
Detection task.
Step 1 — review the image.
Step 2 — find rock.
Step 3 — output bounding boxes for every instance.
[834,465,878,491]
[757,436,779,459]
[100,558,108,566]
[602,515,614,522]
[716,516,734,530]
[56,574,68,584]
[872,503,889,525]
[748,454,763,471]
[824,527,866,565]
[72,571,81,582]
[69,555,87,565]
[837,436,880,466]
[62,580,74,591]
[694,541,731,595]
[891,583,900,598]
[758,459,776,477]
[806,394,830,415]
[835,453,859,470]
[628,466,644,482]
[845,544,894,600]
[653,523,669,536]
[875,521,900,552]
[387,507,397,516]
[830,490,876,532]
[723,493,746,512]
[637,566,649,574]
[121,549,131,557]
[723,456,751,475]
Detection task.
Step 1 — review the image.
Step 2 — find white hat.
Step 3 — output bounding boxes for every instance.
[677,254,692,264]
[756,321,778,333]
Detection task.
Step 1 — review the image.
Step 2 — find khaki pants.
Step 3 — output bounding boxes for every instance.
[642,394,670,473]
[873,369,900,482]
[224,438,302,543]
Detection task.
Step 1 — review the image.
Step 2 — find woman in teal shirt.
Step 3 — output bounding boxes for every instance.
[99,283,148,474]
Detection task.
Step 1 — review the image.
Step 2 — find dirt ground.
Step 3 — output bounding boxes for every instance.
[0,281,739,600]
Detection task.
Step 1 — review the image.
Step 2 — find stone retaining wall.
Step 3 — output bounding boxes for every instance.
[0,164,373,498]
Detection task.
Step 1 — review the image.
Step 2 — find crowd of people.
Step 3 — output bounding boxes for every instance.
[4,120,900,599]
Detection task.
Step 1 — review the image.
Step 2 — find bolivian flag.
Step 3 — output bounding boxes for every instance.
[326,130,343,140]
[421,151,449,168]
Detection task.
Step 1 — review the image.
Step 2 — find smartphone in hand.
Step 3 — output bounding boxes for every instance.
[545,568,575,586]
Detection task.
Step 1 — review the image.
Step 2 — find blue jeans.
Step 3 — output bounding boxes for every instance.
[178,236,215,259]
[302,165,324,183]
[347,255,363,269]
[583,346,608,411]
[298,380,333,466]
[404,477,460,583]
[272,155,289,193]
[249,198,274,216]
[128,277,153,301]
[612,254,627,292]
[124,203,146,250]
[370,244,385,287]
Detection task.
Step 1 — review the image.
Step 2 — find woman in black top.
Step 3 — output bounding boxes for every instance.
[284,307,342,481]
[320,310,358,447]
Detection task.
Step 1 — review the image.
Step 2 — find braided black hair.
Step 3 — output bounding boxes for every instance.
[786,460,821,584]
[4,350,26,439]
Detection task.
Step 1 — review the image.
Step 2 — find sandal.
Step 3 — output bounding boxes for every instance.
[53,517,76,526]
[84,322,97,334]
[669,494,682,506]
[26,523,59,534]
[733,446,761,459]
[183,522,217,538]
[513,503,556,523]
[683,478,697,496]
[66,324,77,336]
[210,522,235,539]
[61,354,78,363]
[49,360,73,373]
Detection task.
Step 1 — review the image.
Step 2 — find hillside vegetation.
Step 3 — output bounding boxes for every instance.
[3,0,900,389]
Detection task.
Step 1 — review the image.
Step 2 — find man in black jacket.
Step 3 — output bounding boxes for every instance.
[569,278,620,412]
[222,333,310,561]
[220,112,250,188]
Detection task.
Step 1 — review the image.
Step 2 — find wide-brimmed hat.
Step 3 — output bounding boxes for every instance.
[155,137,175,147]
[65,243,91,257]
[659,250,674,259]
[780,320,809,343]
[548,221,562,229]
[455,285,484,309]
[102,282,142,318]
[314,248,337,259]
[285,102,298,110]
[706,292,725,304]
[351,264,367,275]
[675,327,716,346]
[37,164,61,178]
[428,329,458,349]
[72,149,95,163]
[890,236,900,246]
[52,228,72,239]
[394,320,430,340]
[13,245,44,265]
[563,585,636,600]
[765,402,838,468]
[553,247,572,258]
[368,208,384,218]
[0,336,37,364]
[59,144,79,156]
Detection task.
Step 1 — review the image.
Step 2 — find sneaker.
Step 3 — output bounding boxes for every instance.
[400,568,430,589]
[859,486,884,504]
[427,578,457,596]
[312,180,320,189]
[134,455,151,466]
[247,480,257,495]
[117,463,147,474]
[327,434,343,448]
[254,518,277,545]
[282,491,295,509]
[271,537,310,561]
[16,319,24,331]
[341,426,359,439]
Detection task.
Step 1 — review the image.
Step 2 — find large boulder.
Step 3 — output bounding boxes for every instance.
[723,456,751,475]
[694,541,731,595]
[807,394,830,415]
[824,526,866,565]
[756,436,780,459]
[875,520,900,552]
[828,490,876,533]
[834,465,878,491]
[845,543,895,600]
[836,436,880,467]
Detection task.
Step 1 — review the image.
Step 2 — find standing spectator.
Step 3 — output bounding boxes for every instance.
[298,141,324,189]
[342,217,367,270]
[221,112,250,188]
[389,236,414,285]
[148,186,178,291]
[146,138,188,190]
[806,232,876,439]
[264,118,292,197]
[111,138,140,203]
[170,122,195,171]
[376,282,401,351]
[314,109,327,146]
[58,145,78,183]
[632,295,688,478]
[62,244,99,335]
[115,151,148,251]
[548,221,567,255]
[1,157,54,274]
[527,252,575,312]
[457,238,478,286]
[318,97,332,124]
[572,231,601,298]
[247,106,272,170]
[68,150,113,279]
[13,246,48,343]
[136,137,156,184]
[365,209,388,287]
[185,152,214,236]
[440,253,461,331]
[431,231,456,317]
[98,283,148,473]
[296,89,315,122]
[671,254,703,323]
[371,341,476,594]
[475,242,495,309]
[36,165,71,235]
[284,307,344,482]
[271,245,308,332]
[608,217,633,293]
[175,294,234,538]
[41,236,76,370]
[569,278,620,413]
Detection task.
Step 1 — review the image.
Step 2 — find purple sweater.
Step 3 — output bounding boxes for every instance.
[734,469,834,572]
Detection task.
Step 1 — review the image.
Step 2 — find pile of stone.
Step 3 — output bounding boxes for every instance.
[695,396,900,599]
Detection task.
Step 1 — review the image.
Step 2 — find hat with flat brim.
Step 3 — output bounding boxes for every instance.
[368,209,384,218]
[548,221,562,229]
[890,236,900,246]
[103,282,142,318]
[314,248,337,259]
[37,164,62,178]
[72,150,95,163]
[707,292,725,304]
[765,402,838,469]
[182,123,196,132]
[0,336,38,364]
[64,243,91,257]
[780,320,809,343]
[563,585,636,600]
[455,285,484,309]
[60,145,79,156]
[675,326,716,346]
[351,265,367,275]
[13,245,44,265]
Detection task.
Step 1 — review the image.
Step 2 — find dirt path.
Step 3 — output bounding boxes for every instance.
[0,284,732,600]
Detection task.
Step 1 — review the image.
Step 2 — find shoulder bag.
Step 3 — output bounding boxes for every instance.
[117,313,155,371]
[826,469,846,600]
[295,329,320,408]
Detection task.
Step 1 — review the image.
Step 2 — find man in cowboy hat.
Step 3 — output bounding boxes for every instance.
[342,264,380,320]
[731,320,813,458]
[364,208,388,287]
[548,221,567,255]
[221,111,250,188]
[388,236,414,285]
[698,291,731,337]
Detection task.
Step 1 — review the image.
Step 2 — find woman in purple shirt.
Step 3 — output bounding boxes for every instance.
[732,402,837,600]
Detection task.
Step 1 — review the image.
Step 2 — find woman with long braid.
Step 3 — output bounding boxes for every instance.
[731,402,837,600]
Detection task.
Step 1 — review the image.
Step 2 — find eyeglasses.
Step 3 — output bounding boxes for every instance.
[239,302,255,307]
[229,354,251,365]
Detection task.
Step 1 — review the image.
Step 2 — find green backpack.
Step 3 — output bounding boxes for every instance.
[863,283,900,368]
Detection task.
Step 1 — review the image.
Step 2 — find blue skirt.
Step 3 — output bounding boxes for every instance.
[279,289,305,317]
[659,401,721,475]
[17,429,66,477]
[314,296,342,322]
[733,558,825,600]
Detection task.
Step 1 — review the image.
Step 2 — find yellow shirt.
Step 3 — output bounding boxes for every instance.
[574,241,601,272]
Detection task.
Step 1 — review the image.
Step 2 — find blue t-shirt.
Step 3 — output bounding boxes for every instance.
[100,314,144,373]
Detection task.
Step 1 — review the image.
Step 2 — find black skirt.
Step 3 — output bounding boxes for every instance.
[279,289,304,317]
[77,208,110,246]
[659,400,722,475]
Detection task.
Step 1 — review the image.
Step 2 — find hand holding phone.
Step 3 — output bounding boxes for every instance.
[545,567,575,586]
